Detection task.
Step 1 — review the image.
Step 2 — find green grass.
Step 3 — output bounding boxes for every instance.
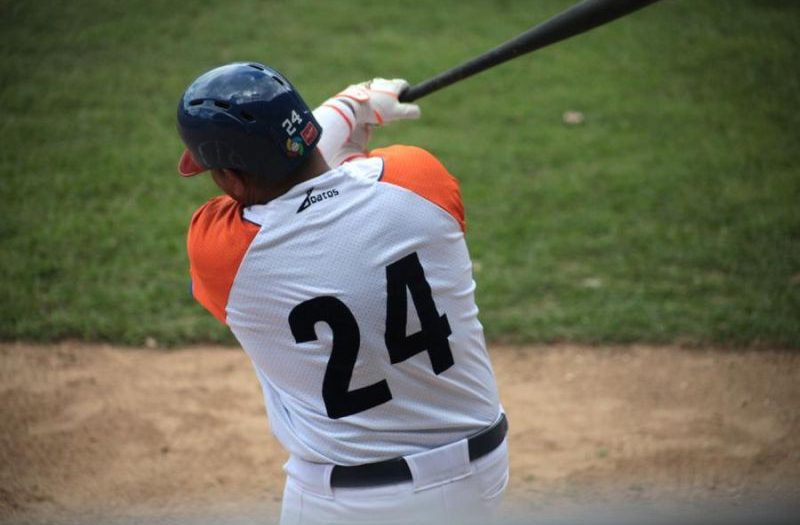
[0,0,798,347]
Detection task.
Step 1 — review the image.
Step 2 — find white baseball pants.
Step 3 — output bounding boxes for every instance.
[279,439,509,525]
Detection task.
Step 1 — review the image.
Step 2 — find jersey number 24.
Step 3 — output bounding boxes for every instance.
[288,252,454,419]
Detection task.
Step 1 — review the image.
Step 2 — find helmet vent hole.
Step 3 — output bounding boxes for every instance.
[272,75,285,86]
[213,100,231,109]
[240,111,255,122]
[189,99,204,106]
[249,64,264,71]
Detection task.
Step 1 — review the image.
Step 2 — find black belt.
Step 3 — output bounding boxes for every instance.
[330,414,508,488]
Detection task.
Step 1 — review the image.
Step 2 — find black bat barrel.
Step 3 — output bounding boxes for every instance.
[399,0,660,102]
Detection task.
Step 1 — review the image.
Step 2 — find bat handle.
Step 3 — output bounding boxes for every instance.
[399,78,449,103]
[398,86,415,103]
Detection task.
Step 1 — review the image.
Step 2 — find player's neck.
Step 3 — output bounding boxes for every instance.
[291,150,332,188]
[242,150,332,206]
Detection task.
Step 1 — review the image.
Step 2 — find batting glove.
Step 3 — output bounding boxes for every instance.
[313,78,420,166]
[335,78,421,126]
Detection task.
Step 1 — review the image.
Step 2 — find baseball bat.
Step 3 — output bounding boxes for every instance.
[399,0,661,102]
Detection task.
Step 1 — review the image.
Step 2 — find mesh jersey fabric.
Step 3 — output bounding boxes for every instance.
[187,146,500,465]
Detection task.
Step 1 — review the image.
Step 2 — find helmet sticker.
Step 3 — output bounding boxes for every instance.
[281,110,303,135]
[300,122,319,145]
[286,136,305,157]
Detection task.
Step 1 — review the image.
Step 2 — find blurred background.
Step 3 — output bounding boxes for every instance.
[1,0,798,523]
[1,0,797,348]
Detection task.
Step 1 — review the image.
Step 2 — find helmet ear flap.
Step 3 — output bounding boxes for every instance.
[176,62,322,182]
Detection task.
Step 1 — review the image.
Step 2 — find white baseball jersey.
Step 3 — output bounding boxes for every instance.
[187,146,500,465]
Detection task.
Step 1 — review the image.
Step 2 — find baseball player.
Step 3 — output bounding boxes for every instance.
[176,62,508,524]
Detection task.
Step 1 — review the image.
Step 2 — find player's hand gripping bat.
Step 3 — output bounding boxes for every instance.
[399,0,661,103]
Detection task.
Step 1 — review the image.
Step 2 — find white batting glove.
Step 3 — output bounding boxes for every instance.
[313,78,420,166]
[335,78,421,126]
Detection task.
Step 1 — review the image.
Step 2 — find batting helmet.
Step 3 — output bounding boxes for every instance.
[177,62,322,182]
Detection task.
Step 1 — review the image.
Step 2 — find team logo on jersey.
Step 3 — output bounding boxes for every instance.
[297,186,340,213]
[286,136,304,157]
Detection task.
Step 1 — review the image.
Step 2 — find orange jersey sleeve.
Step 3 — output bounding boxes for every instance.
[187,196,260,324]
[370,145,465,232]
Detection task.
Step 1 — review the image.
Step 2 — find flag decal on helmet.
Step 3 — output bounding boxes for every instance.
[301,122,319,145]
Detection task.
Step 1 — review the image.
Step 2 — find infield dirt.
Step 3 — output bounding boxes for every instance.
[1,343,798,524]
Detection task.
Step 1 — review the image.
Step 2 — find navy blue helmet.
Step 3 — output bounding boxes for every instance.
[177,62,321,182]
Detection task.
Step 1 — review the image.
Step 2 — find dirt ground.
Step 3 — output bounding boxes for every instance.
[1,343,798,524]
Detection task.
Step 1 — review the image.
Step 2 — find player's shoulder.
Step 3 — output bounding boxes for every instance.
[188,195,261,253]
[369,145,465,231]
[188,196,260,323]
[370,145,449,179]
[188,195,260,268]
[191,194,233,225]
